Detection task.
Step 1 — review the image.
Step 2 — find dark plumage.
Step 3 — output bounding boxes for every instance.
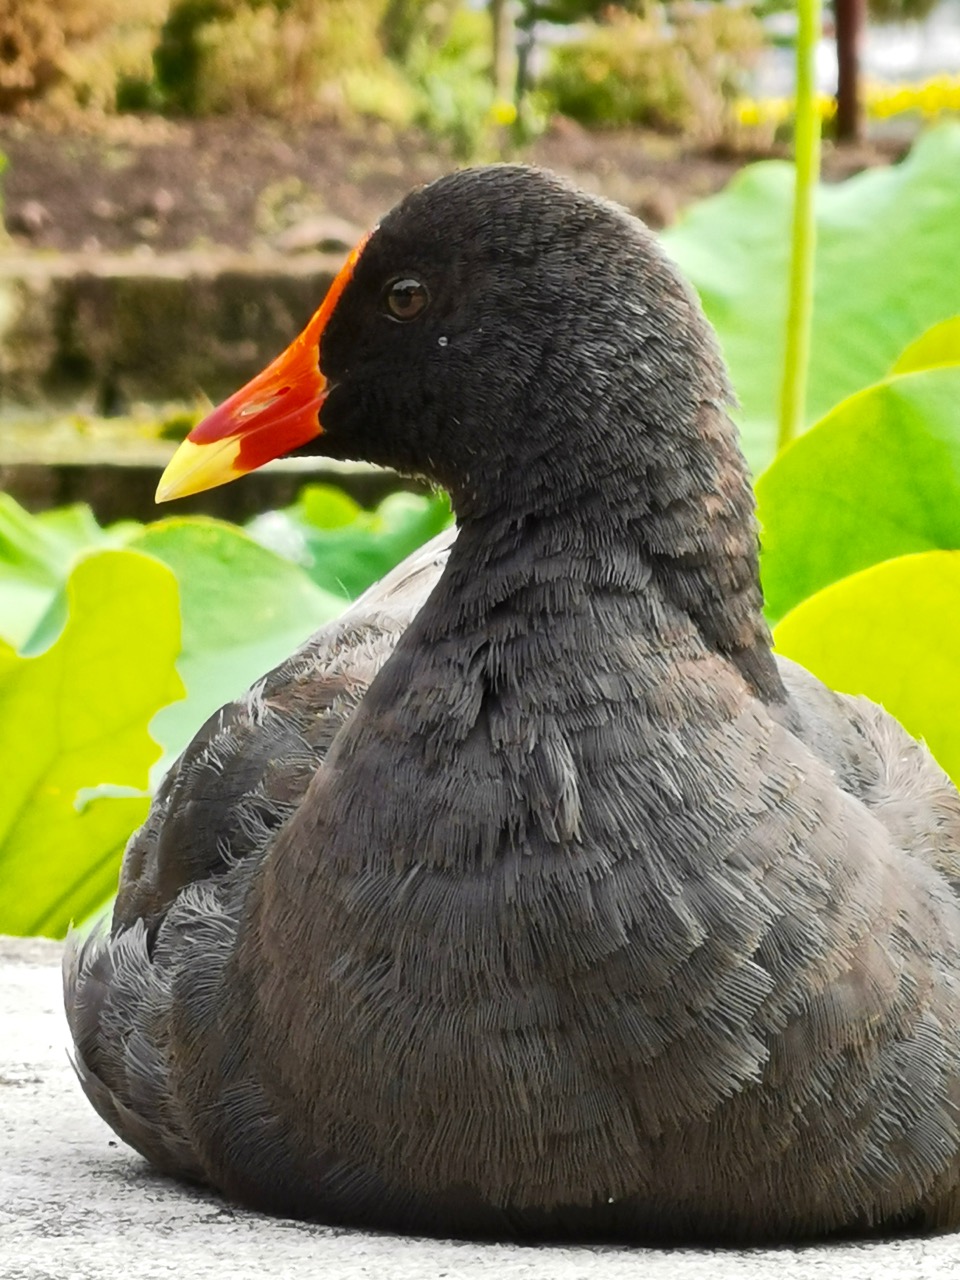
[64,166,960,1243]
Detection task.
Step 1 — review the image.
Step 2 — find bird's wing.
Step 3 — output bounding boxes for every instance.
[63,526,453,1178]
[112,525,455,930]
[776,655,960,891]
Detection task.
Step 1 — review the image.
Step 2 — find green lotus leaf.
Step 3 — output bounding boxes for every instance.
[664,123,960,469]
[774,551,960,786]
[0,549,182,937]
[128,517,346,773]
[757,365,960,624]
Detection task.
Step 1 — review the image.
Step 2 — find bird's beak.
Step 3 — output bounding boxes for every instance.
[156,235,369,502]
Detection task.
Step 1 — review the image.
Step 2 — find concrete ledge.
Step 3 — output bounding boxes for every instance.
[0,250,339,409]
[3,934,958,1279]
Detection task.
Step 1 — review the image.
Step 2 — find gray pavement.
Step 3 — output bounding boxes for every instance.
[3,933,959,1279]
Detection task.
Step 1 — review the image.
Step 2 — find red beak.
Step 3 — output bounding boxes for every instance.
[156,234,369,501]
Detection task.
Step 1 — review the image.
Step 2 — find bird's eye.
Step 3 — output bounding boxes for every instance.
[384,278,429,322]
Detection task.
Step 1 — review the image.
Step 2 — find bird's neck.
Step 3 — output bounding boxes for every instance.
[427,474,783,707]
[243,493,783,918]
[233,466,795,1130]
[237,464,789,1020]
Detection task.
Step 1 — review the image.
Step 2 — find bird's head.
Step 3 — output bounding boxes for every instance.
[157,165,735,521]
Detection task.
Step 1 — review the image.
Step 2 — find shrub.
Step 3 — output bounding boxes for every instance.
[406,6,499,158]
[0,0,167,114]
[541,2,764,140]
[152,0,389,118]
[869,0,938,20]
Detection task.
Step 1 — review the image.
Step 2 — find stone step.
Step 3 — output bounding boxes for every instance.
[0,249,427,520]
[0,249,338,411]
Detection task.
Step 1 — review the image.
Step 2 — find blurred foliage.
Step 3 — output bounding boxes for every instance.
[0,0,786,155]
[379,0,457,60]
[0,0,167,114]
[147,0,221,114]
[149,0,388,117]
[0,0,402,119]
[756,0,939,25]
[131,518,344,777]
[0,485,451,682]
[774,552,960,784]
[868,0,939,20]
[890,315,960,374]
[541,4,765,138]
[404,6,502,156]
[248,484,452,598]
[863,73,960,120]
[0,0,955,157]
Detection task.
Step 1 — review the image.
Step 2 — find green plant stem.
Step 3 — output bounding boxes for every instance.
[777,0,823,454]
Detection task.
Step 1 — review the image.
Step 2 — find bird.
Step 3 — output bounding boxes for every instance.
[64,164,960,1244]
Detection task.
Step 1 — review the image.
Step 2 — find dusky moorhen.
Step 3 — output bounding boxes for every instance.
[64,165,960,1243]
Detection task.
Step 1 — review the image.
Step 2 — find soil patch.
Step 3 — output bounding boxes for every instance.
[0,115,906,255]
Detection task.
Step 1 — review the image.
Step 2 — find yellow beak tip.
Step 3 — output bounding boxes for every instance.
[155,436,244,504]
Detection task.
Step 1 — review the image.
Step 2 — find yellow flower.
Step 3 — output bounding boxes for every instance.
[864,75,960,121]
[815,93,837,120]
[489,99,517,127]
[736,74,960,130]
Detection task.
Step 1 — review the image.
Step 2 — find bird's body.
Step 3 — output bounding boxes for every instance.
[65,166,960,1242]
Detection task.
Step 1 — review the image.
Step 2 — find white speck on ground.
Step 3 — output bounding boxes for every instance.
[2,934,958,1280]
